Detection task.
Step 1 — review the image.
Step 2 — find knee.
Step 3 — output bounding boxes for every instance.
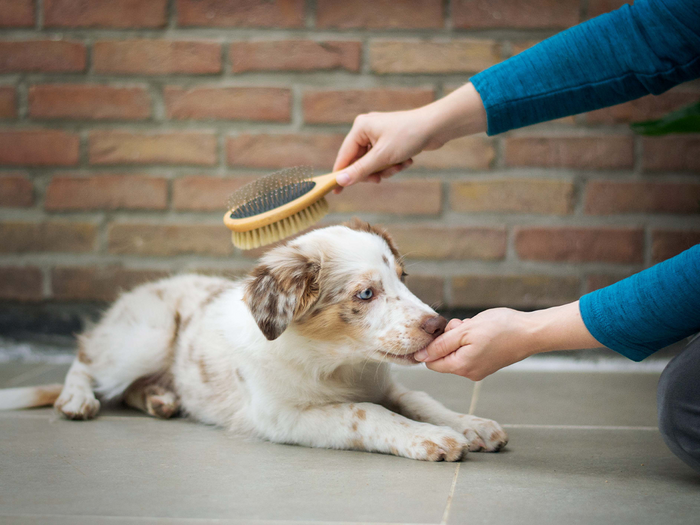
[657,357,700,472]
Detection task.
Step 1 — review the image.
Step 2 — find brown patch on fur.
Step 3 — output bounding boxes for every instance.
[198,358,212,383]
[382,255,389,266]
[354,408,367,420]
[77,348,92,365]
[200,285,228,310]
[422,440,439,458]
[390,446,399,456]
[154,288,164,300]
[296,302,365,343]
[351,422,358,432]
[236,369,245,383]
[33,384,62,407]
[351,438,364,450]
[443,437,458,450]
[170,310,181,350]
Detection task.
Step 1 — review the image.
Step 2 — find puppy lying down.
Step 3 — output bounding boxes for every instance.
[1,219,507,461]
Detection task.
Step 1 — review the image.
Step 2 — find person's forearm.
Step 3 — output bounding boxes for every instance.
[522,301,603,357]
[419,83,487,145]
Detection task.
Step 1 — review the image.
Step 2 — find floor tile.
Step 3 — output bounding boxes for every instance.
[448,427,700,525]
[0,414,455,523]
[393,369,661,427]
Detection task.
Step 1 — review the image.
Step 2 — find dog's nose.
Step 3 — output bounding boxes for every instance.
[421,315,448,337]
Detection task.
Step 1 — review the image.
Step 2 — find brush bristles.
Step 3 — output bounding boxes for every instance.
[231,198,329,250]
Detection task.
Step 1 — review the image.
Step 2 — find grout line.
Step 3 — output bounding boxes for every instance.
[502,424,658,431]
[440,463,460,525]
[468,380,481,415]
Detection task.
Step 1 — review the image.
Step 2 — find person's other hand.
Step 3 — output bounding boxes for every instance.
[413,308,536,381]
[332,82,487,193]
[331,108,442,193]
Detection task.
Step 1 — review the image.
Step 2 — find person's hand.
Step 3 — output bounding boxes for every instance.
[412,302,602,380]
[332,82,487,193]
[331,107,442,193]
[413,308,536,381]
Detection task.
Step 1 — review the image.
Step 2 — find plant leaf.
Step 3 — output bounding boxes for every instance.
[630,101,700,136]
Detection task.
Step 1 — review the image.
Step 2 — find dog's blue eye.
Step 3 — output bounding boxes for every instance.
[357,289,373,300]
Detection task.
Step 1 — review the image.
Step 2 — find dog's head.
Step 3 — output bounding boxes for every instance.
[243,219,446,364]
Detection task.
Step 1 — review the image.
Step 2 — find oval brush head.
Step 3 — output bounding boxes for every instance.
[224,166,338,250]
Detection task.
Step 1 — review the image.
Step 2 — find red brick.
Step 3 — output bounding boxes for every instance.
[588,0,631,18]
[29,84,151,120]
[230,41,361,73]
[585,274,630,293]
[389,226,506,260]
[317,0,443,29]
[515,227,644,263]
[108,223,233,256]
[172,176,256,211]
[45,175,168,211]
[451,275,581,308]
[0,87,17,119]
[177,0,304,27]
[405,275,444,307]
[44,0,167,28]
[370,40,500,74]
[505,136,634,169]
[585,180,700,215]
[0,0,34,27]
[227,134,344,169]
[0,40,85,73]
[0,267,43,301]
[510,40,540,56]
[651,230,700,263]
[642,137,700,172]
[451,179,575,215]
[0,130,79,166]
[93,40,221,75]
[52,266,169,302]
[412,136,495,170]
[0,174,33,207]
[0,221,96,253]
[165,86,291,122]
[453,0,579,29]
[586,91,699,124]
[328,180,442,215]
[303,88,434,124]
[89,131,217,166]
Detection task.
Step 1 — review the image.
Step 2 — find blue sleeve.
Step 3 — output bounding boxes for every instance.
[471,0,700,135]
[579,245,700,361]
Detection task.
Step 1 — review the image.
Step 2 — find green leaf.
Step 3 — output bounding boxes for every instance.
[630,101,700,136]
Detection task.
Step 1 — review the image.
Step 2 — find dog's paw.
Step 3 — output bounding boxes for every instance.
[54,390,100,420]
[146,392,179,419]
[403,426,469,462]
[455,415,508,452]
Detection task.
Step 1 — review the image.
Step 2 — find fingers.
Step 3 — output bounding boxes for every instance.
[333,123,366,173]
[414,327,465,363]
[444,318,463,332]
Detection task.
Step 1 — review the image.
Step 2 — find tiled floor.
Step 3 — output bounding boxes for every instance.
[0,362,698,525]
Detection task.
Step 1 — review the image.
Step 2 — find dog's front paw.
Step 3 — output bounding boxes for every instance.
[456,415,508,452]
[403,426,469,462]
[54,390,100,420]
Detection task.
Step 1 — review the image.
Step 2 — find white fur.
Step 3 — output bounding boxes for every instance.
[2,223,508,461]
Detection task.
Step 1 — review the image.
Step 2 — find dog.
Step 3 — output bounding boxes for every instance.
[0,219,507,461]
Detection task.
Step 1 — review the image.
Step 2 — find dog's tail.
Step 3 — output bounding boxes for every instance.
[0,384,63,410]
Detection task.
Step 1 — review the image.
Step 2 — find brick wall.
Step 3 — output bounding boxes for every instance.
[0,0,698,332]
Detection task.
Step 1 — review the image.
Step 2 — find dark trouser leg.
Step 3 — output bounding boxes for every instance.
[657,334,700,473]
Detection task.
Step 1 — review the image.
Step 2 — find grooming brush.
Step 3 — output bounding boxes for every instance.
[224,166,339,250]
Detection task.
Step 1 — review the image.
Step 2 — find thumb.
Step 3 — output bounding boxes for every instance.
[336,149,385,188]
[414,327,464,363]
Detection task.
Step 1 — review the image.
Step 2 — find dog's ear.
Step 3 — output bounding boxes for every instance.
[244,247,321,340]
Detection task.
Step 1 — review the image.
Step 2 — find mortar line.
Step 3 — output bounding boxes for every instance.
[440,463,460,525]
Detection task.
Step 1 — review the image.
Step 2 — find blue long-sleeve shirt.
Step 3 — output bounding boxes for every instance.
[471,0,700,360]
[471,0,700,135]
